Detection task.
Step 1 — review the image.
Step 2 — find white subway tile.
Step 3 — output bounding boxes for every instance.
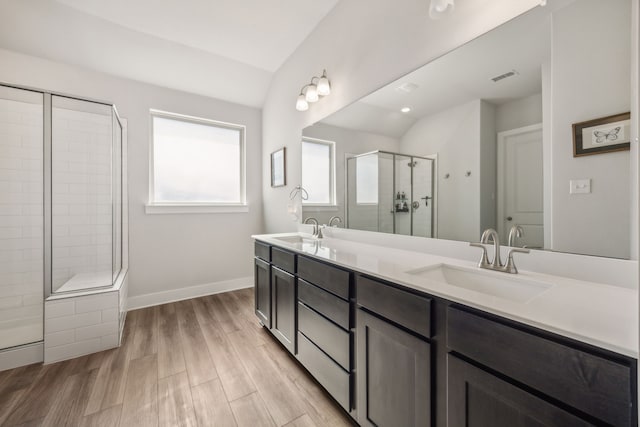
[75,293,118,313]
[102,308,118,322]
[44,330,75,348]
[45,338,101,363]
[46,310,101,333]
[45,300,75,319]
[75,321,118,341]
[101,334,118,348]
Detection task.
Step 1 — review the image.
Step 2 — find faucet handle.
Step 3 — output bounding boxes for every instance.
[470,242,490,268]
[503,247,530,274]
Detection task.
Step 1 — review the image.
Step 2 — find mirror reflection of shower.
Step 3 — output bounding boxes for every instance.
[346,151,435,237]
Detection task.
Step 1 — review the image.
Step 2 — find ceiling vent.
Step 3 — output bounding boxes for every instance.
[491,70,519,83]
[396,82,419,93]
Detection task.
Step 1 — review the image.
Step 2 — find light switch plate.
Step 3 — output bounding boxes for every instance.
[570,179,591,194]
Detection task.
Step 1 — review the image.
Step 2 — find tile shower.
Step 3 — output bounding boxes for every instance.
[0,84,128,369]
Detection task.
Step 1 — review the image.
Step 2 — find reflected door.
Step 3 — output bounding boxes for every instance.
[0,85,44,349]
[498,124,543,248]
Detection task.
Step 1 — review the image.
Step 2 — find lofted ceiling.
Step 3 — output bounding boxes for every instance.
[321,2,573,139]
[0,0,340,107]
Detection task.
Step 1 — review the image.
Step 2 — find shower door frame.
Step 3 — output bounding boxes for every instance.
[345,150,436,237]
[0,82,124,299]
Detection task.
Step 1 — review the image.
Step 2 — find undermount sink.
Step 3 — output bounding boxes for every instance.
[406,264,552,303]
[273,235,317,245]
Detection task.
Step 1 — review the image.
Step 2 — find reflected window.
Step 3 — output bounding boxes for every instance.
[150,110,245,204]
[356,155,378,204]
[302,138,335,205]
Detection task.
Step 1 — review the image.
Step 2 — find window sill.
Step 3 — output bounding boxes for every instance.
[145,204,249,214]
[302,205,339,212]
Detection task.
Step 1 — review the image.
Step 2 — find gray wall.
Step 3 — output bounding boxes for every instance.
[0,48,263,300]
[548,0,631,258]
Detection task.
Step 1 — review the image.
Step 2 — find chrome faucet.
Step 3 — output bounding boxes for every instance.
[303,217,323,238]
[470,228,529,274]
[328,216,342,227]
[508,225,524,247]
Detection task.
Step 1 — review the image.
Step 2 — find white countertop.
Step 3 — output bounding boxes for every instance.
[253,232,638,358]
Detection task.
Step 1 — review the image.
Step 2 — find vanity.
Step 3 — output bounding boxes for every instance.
[253,233,637,427]
[259,0,639,425]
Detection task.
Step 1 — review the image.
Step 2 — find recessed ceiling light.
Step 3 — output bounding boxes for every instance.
[396,83,419,93]
[401,107,411,113]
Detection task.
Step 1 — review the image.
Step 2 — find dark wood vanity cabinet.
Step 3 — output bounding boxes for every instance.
[296,256,354,413]
[254,242,271,328]
[253,241,637,427]
[448,355,592,427]
[356,308,431,427]
[269,247,297,353]
[447,305,637,427]
[271,266,296,353]
[356,275,433,427]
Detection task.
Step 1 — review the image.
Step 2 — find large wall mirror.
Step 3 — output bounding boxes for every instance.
[302,0,634,259]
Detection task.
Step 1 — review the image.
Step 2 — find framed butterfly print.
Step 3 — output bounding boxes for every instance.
[572,112,631,157]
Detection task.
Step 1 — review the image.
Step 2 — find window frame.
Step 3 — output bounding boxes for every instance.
[301,137,336,207]
[147,109,247,214]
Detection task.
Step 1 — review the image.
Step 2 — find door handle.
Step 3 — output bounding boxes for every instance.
[506,216,513,221]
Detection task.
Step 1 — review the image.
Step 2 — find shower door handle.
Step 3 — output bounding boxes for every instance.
[412,201,420,210]
[421,196,432,206]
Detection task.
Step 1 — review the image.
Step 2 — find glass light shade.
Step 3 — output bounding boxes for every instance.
[296,94,309,111]
[429,0,454,19]
[305,84,319,103]
[317,76,331,96]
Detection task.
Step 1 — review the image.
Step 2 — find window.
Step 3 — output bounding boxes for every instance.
[356,155,378,204]
[302,138,335,205]
[148,110,246,213]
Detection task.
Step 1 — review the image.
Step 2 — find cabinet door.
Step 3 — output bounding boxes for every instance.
[357,308,431,427]
[271,266,296,353]
[254,257,271,328]
[448,355,593,427]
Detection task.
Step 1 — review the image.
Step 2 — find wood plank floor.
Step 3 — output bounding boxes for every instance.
[0,289,354,427]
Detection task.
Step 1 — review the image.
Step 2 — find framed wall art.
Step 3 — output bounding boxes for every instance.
[572,112,631,157]
[271,147,286,187]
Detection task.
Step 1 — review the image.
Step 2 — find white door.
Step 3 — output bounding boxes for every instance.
[497,124,543,248]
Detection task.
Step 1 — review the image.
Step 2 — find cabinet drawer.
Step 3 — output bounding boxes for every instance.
[298,256,351,300]
[298,279,350,330]
[297,332,351,411]
[271,247,296,274]
[357,276,431,338]
[298,302,350,370]
[254,241,270,262]
[448,306,634,427]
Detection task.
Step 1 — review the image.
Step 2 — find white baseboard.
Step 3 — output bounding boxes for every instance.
[0,342,43,372]
[127,276,253,311]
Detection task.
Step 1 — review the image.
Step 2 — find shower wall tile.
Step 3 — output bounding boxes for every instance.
[0,94,44,349]
[44,290,120,363]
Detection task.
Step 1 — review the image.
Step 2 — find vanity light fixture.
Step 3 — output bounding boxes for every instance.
[401,107,412,113]
[296,70,331,111]
[429,0,454,19]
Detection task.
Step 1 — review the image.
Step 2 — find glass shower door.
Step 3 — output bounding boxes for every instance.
[411,157,435,238]
[51,95,114,293]
[0,86,44,349]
